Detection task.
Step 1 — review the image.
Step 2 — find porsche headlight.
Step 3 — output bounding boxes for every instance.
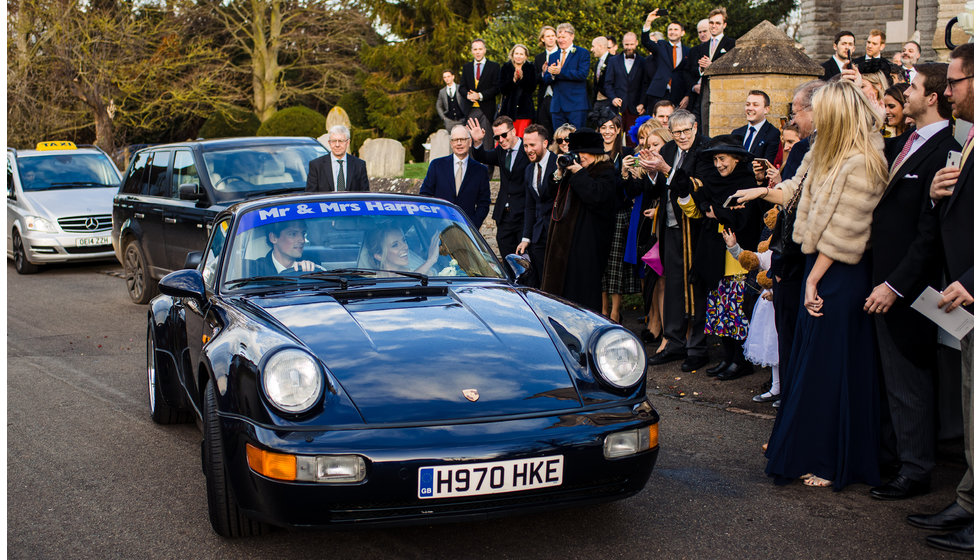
[24,215,58,233]
[593,329,645,389]
[262,349,323,414]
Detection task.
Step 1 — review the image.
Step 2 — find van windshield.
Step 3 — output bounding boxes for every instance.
[19,153,120,192]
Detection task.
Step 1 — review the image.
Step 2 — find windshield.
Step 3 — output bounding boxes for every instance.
[18,152,120,191]
[202,144,328,202]
[222,199,506,290]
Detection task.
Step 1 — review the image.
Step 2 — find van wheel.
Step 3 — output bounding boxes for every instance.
[124,240,157,304]
[12,231,39,274]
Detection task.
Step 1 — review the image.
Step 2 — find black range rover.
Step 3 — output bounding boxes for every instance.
[112,136,329,303]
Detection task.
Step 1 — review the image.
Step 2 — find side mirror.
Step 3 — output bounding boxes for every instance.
[183,251,203,270]
[178,183,204,201]
[159,269,206,301]
[504,253,531,280]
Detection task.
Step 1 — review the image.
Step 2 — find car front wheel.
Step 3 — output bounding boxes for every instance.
[147,324,192,424]
[12,230,39,274]
[124,240,157,304]
[203,380,268,538]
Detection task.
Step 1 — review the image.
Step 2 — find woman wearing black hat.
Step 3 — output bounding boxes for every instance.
[541,128,618,312]
[683,135,762,380]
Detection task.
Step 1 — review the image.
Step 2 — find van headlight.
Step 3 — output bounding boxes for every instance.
[592,329,645,389]
[25,216,58,233]
[262,349,323,414]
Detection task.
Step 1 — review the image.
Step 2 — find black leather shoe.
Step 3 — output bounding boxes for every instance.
[648,350,685,366]
[680,355,709,372]
[908,502,973,530]
[706,361,731,376]
[870,475,930,500]
[926,525,974,554]
[716,362,753,381]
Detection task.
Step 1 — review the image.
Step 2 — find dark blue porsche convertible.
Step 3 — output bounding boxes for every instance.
[147,193,659,537]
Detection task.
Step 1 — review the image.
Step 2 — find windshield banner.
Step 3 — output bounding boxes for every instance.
[236,200,465,233]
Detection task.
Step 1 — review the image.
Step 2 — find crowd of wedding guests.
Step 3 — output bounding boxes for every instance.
[418,9,974,553]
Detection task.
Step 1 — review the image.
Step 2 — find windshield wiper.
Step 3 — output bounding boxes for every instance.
[241,186,303,199]
[48,181,116,188]
[225,273,348,290]
[327,267,427,285]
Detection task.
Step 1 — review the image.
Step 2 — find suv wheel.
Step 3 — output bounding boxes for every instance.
[124,240,157,304]
[12,230,40,274]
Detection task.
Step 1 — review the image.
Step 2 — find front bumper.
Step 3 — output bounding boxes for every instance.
[18,230,115,264]
[219,402,659,528]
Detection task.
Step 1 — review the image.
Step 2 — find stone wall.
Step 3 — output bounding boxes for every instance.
[707,74,808,138]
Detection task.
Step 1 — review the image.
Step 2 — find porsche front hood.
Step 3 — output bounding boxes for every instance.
[253,284,581,424]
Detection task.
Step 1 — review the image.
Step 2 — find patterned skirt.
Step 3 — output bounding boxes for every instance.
[705,275,749,340]
[602,207,641,294]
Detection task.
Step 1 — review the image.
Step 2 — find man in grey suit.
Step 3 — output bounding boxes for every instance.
[436,70,469,132]
[306,125,370,192]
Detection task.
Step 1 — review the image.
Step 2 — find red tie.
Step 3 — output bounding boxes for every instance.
[891,131,919,173]
[476,62,482,81]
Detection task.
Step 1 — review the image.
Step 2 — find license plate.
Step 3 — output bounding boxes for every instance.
[418,455,563,499]
[77,236,111,247]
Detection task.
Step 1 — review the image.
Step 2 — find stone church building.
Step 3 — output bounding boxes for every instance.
[797,0,971,60]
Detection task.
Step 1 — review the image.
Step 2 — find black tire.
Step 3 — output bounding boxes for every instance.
[123,239,157,304]
[203,380,268,538]
[147,324,192,424]
[12,230,40,274]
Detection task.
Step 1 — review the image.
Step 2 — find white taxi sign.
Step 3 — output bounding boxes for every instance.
[35,141,77,151]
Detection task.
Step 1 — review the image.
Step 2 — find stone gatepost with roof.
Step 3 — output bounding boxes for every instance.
[702,21,824,139]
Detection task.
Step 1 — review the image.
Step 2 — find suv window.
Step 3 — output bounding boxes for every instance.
[121,151,150,194]
[171,150,199,198]
[145,150,172,197]
[201,219,229,288]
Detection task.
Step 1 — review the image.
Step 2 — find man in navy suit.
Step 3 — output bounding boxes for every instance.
[606,32,646,134]
[419,125,491,228]
[246,221,320,276]
[685,7,736,127]
[909,45,974,555]
[865,63,960,503]
[516,124,557,287]
[467,115,531,258]
[460,39,501,151]
[542,22,590,130]
[306,125,370,192]
[731,90,781,163]
[640,13,690,109]
[534,25,560,137]
[821,31,856,81]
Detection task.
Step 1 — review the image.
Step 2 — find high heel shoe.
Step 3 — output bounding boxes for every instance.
[640,330,661,345]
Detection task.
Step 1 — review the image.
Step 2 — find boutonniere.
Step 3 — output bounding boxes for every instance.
[720,48,727,54]
[569,46,577,54]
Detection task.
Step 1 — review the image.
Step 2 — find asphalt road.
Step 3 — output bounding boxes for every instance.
[7,262,964,559]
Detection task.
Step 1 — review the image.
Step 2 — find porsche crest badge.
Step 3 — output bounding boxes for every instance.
[462,389,480,402]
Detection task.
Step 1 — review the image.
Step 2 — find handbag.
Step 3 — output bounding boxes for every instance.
[769,170,807,256]
[641,241,664,276]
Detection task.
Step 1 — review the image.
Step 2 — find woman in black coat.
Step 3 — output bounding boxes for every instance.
[541,129,618,312]
[499,44,536,137]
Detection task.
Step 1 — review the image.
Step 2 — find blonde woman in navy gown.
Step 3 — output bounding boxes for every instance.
[735,80,888,489]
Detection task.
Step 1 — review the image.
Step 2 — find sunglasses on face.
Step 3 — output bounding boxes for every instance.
[555,138,569,144]
[493,129,514,141]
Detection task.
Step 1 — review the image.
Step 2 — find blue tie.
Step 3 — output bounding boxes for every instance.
[743,127,755,151]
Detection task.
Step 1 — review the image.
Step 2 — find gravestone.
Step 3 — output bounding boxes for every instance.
[427,129,451,161]
[360,138,405,178]
[326,106,352,131]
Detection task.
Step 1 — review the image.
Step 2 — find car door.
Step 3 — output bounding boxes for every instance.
[163,149,219,270]
[7,152,27,255]
[179,217,229,397]
[117,150,172,276]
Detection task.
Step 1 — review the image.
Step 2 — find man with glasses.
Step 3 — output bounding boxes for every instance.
[685,7,735,127]
[908,43,974,555]
[419,125,491,228]
[638,109,711,372]
[306,125,369,192]
[467,116,531,258]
